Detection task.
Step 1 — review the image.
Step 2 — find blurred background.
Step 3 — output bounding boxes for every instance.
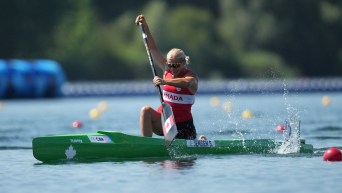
[0,0,342,98]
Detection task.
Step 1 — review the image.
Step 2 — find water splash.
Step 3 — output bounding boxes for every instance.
[277,120,301,154]
[277,80,301,154]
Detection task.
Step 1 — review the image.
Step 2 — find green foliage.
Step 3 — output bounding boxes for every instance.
[164,6,216,77]
[0,0,341,80]
[47,0,97,79]
[239,51,299,78]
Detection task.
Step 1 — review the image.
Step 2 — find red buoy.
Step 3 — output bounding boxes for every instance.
[276,124,285,133]
[72,121,83,128]
[323,148,342,162]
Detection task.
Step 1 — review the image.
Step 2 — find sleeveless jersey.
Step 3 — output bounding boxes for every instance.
[160,69,195,122]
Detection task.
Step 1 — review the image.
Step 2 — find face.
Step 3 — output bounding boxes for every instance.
[166,59,186,77]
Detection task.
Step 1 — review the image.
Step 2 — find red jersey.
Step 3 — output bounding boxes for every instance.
[158,69,195,122]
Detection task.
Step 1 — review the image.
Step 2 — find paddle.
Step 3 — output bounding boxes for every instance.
[139,23,178,147]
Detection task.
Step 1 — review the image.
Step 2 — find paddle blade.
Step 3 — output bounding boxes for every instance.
[161,103,178,146]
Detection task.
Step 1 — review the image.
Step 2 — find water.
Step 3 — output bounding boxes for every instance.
[1,92,342,193]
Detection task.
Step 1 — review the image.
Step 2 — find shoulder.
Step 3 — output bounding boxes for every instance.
[184,69,198,94]
[164,69,172,77]
[184,69,198,81]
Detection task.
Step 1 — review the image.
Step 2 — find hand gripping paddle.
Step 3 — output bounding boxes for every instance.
[139,24,178,146]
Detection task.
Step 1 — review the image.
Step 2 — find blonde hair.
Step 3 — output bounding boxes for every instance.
[166,48,190,65]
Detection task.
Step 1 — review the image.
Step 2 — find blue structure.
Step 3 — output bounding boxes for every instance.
[0,60,9,98]
[0,59,65,99]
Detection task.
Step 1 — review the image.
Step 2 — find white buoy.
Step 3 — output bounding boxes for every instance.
[97,101,109,112]
[210,96,220,107]
[222,101,233,112]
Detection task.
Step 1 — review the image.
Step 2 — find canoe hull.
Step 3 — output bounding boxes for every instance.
[32,131,313,162]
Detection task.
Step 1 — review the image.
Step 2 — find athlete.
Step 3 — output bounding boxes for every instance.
[135,14,199,139]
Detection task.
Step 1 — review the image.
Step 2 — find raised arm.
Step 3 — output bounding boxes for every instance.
[135,15,166,70]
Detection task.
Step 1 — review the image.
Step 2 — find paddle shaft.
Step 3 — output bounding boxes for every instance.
[139,23,178,146]
[139,24,164,103]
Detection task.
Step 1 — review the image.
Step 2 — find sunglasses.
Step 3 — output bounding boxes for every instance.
[167,63,182,69]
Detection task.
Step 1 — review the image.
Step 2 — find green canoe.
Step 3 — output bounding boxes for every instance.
[32,131,313,162]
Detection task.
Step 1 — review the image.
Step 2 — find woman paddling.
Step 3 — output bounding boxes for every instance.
[135,14,199,140]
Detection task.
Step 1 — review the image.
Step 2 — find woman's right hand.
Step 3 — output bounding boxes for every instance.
[153,76,165,86]
[135,14,145,26]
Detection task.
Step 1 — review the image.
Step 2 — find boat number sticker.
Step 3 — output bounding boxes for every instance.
[70,139,83,143]
[88,136,112,143]
[186,140,215,147]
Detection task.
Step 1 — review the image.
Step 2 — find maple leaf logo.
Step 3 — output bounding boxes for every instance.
[65,145,76,159]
